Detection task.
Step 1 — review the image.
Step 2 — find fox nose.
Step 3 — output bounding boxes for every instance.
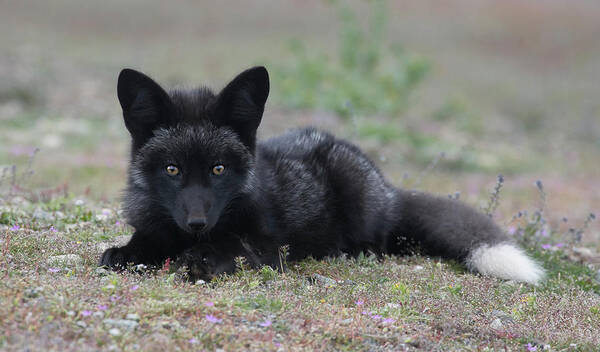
[187,217,207,232]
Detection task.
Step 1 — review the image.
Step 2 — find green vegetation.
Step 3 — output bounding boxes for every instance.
[0,178,598,350]
[271,0,429,118]
[1,0,599,350]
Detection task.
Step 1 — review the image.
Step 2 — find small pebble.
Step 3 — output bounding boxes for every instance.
[492,310,514,322]
[311,273,336,286]
[490,318,503,330]
[47,254,83,267]
[95,267,109,276]
[93,311,105,319]
[103,318,139,331]
[126,313,140,322]
[339,318,353,325]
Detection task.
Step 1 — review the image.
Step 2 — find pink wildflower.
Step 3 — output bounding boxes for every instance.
[205,314,222,323]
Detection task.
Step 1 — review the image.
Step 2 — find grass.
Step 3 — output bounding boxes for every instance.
[271,0,429,118]
[1,1,599,350]
[1,192,599,351]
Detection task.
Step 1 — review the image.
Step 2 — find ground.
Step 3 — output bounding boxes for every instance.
[1,0,599,350]
[1,199,599,350]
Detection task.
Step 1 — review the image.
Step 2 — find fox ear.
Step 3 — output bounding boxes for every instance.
[212,66,269,151]
[117,69,174,149]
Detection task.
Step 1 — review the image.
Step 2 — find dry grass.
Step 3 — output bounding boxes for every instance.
[1,1,600,350]
[1,196,599,351]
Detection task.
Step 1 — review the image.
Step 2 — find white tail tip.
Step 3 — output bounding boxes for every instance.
[466,243,545,285]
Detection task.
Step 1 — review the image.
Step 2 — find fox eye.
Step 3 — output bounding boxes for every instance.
[212,165,225,175]
[165,165,180,176]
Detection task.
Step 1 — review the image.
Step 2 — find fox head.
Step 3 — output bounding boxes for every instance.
[117,67,269,236]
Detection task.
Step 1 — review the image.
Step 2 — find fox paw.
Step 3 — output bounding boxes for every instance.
[99,247,139,269]
[176,248,214,281]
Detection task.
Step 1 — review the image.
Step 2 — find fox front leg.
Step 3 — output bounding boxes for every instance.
[99,230,194,269]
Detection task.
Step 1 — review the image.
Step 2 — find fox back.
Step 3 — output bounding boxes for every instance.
[100,67,545,285]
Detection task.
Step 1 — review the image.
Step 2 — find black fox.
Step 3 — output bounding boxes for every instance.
[100,66,544,284]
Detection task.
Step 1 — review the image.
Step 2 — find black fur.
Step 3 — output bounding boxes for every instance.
[100,66,510,280]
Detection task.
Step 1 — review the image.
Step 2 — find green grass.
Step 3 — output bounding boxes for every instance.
[271,0,429,118]
[1,194,599,351]
[1,1,599,350]
[533,249,600,295]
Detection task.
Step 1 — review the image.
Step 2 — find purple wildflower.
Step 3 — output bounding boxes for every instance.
[10,224,20,231]
[110,295,121,302]
[555,242,565,248]
[49,226,58,233]
[80,310,92,317]
[361,311,368,315]
[371,314,382,320]
[9,145,36,157]
[204,301,214,307]
[189,338,198,344]
[355,299,364,306]
[507,226,517,235]
[527,343,537,351]
[541,244,552,250]
[259,320,272,327]
[115,220,121,226]
[97,304,108,311]
[382,318,396,324]
[130,285,139,291]
[48,267,60,273]
[205,314,221,323]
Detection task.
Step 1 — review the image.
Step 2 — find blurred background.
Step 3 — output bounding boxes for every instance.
[1,0,598,240]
